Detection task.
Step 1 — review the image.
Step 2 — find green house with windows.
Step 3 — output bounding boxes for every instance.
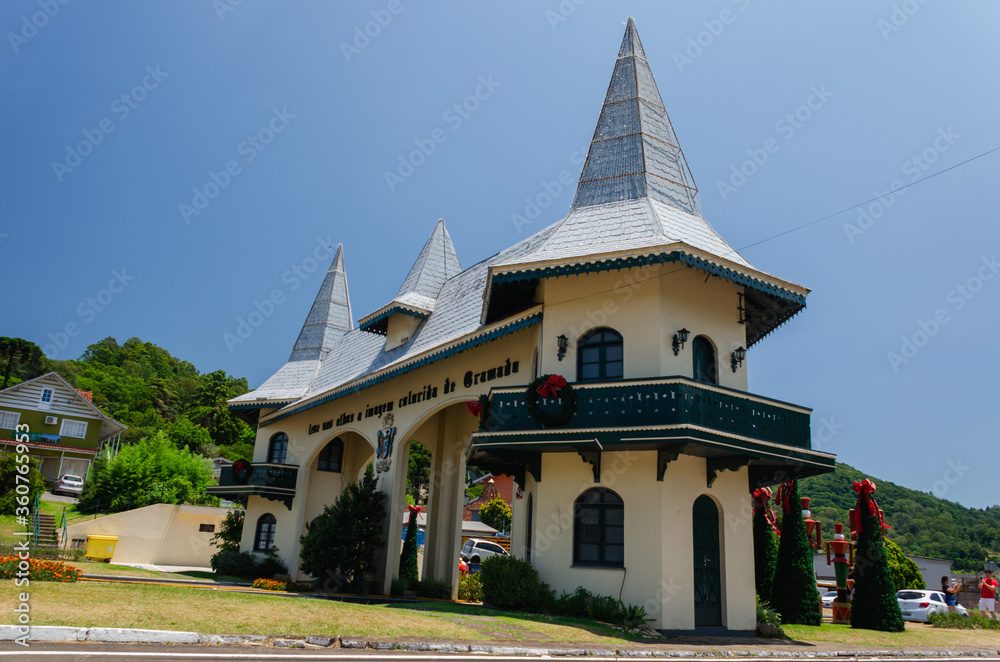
[0,372,127,482]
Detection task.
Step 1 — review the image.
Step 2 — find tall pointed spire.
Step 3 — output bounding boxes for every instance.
[289,243,353,361]
[357,219,461,334]
[571,17,701,216]
[394,219,461,305]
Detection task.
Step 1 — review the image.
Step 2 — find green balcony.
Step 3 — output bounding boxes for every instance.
[208,462,298,510]
[470,377,833,487]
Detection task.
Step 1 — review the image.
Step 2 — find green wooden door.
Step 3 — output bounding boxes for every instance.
[692,495,722,626]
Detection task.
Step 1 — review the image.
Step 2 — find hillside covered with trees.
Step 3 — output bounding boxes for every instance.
[1,335,255,462]
[799,463,1000,572]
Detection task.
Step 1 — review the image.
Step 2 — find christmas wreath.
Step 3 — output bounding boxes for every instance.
[232,459,251,485]
[525,374,577,427]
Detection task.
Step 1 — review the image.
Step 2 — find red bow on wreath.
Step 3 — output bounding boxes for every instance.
[408,504,422,515]
[752,486,780,534]
[774,481,796,515]
[466,400,482,417]
[536,374,567,398]
[852,479,890,536]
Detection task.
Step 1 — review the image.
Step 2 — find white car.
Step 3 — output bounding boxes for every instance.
[820,590,838,608]
[460,538,509,565]
[52,474,84,497]
[896,589,968,622]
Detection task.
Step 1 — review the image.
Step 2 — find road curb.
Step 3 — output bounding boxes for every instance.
[2,626,1000,657]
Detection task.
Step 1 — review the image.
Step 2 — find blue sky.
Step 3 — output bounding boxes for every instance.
[3,2,999,508]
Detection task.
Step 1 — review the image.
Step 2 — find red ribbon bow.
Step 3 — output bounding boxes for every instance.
[774,481,796,515]
[852,479,889,536]
[536,374,567,398]
[752,486,779,534]
[466,400,483,417]
[407,504,422,515]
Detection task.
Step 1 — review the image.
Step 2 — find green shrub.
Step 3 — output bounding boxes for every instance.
[929,611,1000,629]
[480,555,547,611]
[587,594,620,623]
[0,455,46,516]
[756,596,788,638]
[255,548,288,579]
[584,595,651,628]
[618,602,653,629]
[458,572,483,602]
[299,464,385,595]
[554,586,592,618]
[850,485,905,632]
[391,577,412,596]
[769,481,822,625]
[417,578,452,599]
[211,550,259,577]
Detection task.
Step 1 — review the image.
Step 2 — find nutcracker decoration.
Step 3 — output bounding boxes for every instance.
[825,522,854,624]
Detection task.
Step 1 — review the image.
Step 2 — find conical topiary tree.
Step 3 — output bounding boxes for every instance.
[850,479,904,632]
[399,504,421,584]
[752,487,779,600]
[769,481,822,625]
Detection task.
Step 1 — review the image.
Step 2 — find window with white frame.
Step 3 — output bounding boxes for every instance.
[0,411,19,429]
[59,419,88,438]
[39,388,54,408]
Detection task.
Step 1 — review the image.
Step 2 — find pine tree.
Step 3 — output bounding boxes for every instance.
[300,464,386,595]
[850,482,905,632]
[752,490,778,600]
[399,504,421,584]
[769,481,822,625]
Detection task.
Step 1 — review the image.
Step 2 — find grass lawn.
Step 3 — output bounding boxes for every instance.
[784,622,1000,649]
[37,497,92,527]
[19,581,640,643]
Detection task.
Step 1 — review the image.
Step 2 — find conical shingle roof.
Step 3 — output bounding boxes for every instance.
[290,243,353,361]
[358,219,462,332]
[572,17,700,216]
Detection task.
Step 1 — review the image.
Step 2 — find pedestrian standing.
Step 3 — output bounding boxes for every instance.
[941,575,959,613]
[979,570,998,619]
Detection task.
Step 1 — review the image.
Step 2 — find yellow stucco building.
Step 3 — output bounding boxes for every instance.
[212,18,835,632]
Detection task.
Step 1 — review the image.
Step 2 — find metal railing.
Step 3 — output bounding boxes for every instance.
[484,376,811,448]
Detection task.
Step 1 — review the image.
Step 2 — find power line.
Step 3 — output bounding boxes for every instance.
[738,146,1000,252]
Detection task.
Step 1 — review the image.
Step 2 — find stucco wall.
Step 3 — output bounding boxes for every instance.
[523,451,755,631]
[66,503,230,566]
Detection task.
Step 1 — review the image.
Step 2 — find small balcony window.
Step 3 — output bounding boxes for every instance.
[577,328,623,382]
[267,433,289,464]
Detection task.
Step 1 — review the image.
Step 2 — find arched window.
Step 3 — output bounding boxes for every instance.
[317,437,344,473]
[254,513,276,551]
[577,328,623,382]
[573,488,624,567]
[267,433,288,464]
[692,336,718,385]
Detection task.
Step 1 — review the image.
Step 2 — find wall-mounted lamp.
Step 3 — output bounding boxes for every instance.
[556,334,568,361]
[730,346,746,372]
[672,328,690,355]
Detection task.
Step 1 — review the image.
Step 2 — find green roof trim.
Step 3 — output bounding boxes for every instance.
[492,250,806,306]
[358,305,430,333]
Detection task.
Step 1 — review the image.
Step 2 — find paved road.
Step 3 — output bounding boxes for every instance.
[0,645,993,661]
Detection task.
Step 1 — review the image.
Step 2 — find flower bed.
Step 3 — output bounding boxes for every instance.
[0,556,80,582]
[252,577,288,591]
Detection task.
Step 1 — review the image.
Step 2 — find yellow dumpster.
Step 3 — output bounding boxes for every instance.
[85,535,118,562]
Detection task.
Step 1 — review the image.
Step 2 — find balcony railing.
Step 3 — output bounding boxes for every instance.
[482,377,811,449]
[208,462,298,509]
